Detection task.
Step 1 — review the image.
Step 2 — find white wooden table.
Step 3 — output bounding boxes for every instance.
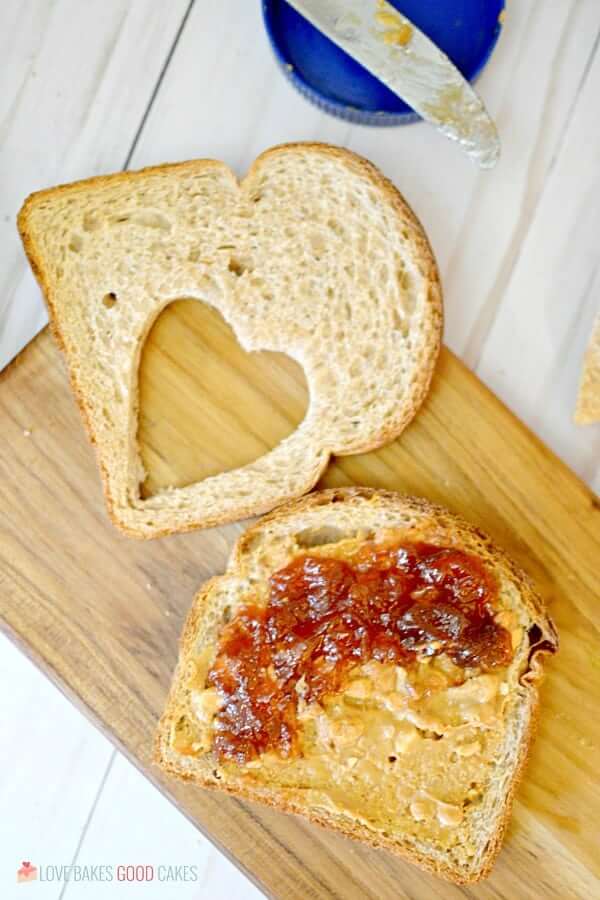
[1,2,599,897]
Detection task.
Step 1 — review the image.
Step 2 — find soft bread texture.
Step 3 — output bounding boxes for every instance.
[17,144,442,538]
[155,488,557,884]
[575,313,600,424]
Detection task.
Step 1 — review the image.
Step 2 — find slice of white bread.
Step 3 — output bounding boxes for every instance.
[575,313,600,424]
[17,144,442,538]
[155,487,557,883]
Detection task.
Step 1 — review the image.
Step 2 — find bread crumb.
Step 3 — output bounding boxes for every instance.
[23,429,32,437]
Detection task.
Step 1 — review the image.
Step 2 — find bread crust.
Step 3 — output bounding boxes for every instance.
[574,313,600,424]
[17,145,442,539]
[154,488,557,883]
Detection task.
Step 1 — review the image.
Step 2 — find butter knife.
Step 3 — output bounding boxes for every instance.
[285,0,500,168]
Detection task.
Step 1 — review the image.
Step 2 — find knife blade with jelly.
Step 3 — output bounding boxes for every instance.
[284,0,500,168]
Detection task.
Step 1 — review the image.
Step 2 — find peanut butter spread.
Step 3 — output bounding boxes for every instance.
[171,540,524,845]
[374,1,413,47]
[175,654,513,846]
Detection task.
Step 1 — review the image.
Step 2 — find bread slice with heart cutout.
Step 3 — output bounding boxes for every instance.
[17,144,442,538]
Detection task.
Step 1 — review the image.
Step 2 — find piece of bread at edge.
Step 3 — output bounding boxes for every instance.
[155,487,557,884]
[17,143,442,538]
[575,313,600,424]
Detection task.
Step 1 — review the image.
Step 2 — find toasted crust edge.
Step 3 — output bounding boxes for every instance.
[574,314,600,425]
[17,144,442,539]
[153,488,557,883]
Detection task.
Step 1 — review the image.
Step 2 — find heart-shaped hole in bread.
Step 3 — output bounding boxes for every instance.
[138,299,309,498]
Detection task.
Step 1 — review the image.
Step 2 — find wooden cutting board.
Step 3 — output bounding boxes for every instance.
[1,300,599,900]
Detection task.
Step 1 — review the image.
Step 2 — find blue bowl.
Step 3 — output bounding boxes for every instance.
[262,0,505,125]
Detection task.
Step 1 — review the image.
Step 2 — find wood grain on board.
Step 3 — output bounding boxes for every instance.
[0,306,598,900]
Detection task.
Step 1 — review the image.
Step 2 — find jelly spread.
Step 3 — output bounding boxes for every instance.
[207,543,513,764]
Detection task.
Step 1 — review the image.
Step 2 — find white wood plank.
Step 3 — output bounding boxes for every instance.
[476,40,600,486]
[127,0,351,174]
[0,633,114,899]
[62,752,264,900]
[0,0,190,371]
